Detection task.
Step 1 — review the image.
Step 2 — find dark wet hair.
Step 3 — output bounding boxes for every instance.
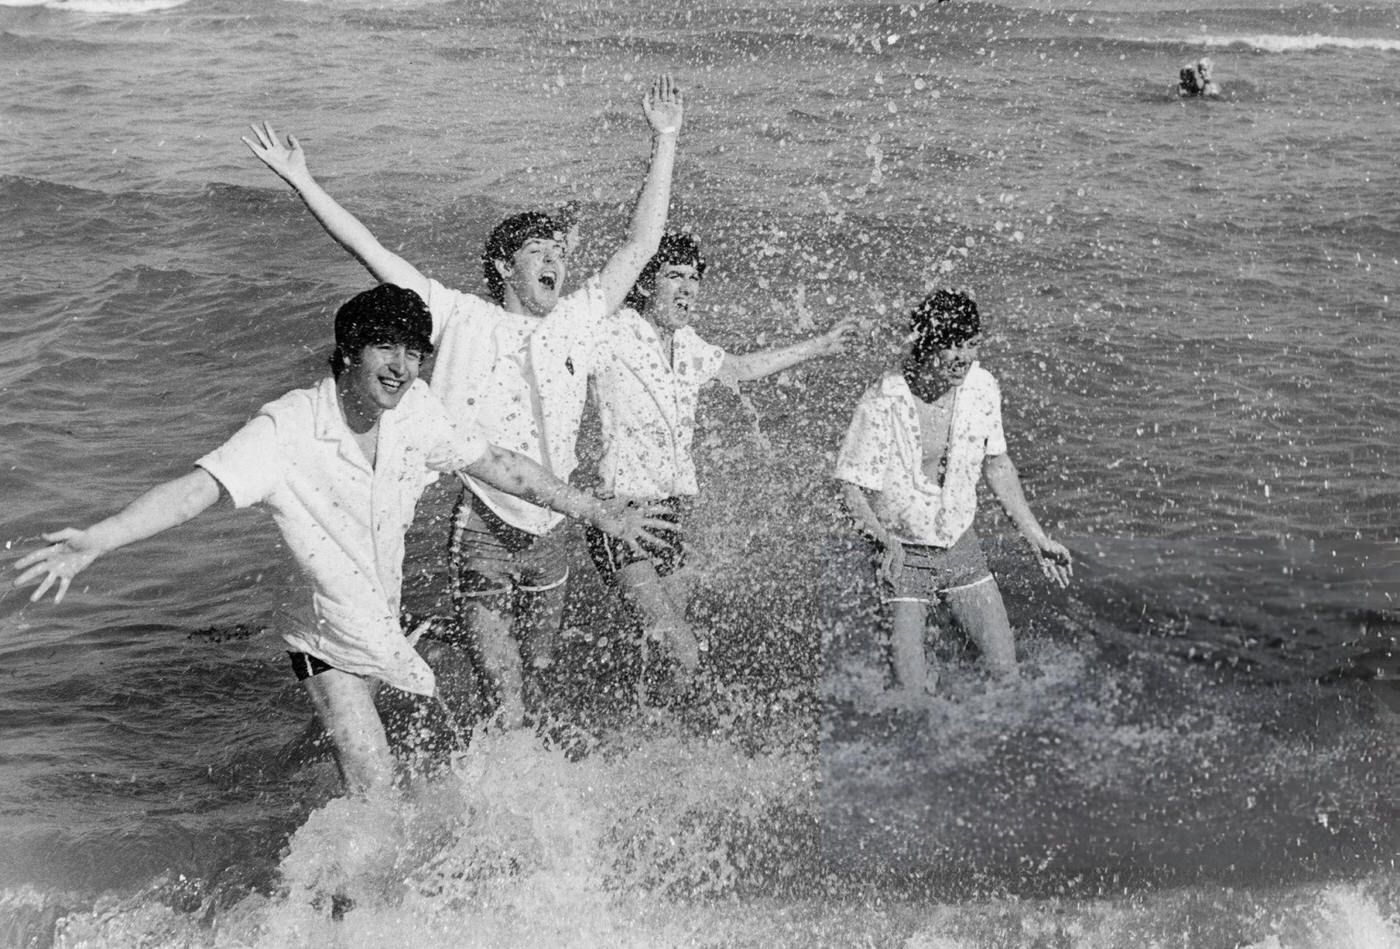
[624,232,708,311]
[481,211,564,305]
[329,284,434,378]
[909,289,980,358]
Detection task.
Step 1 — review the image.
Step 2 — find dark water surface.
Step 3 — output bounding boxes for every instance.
[2,0,1397,945]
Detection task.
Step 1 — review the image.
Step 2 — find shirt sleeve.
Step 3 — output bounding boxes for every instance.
[982,377,1008,457]
[833,393,891,490]
[691,333,729,386]
[414,385,490,473]
[426,277,468,346]
[195,414,284,509]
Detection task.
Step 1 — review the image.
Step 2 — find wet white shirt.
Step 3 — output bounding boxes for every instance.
[834,365,1007,547]
[425,276,609,534]
[592,308,728,499]
[197,376,488,696]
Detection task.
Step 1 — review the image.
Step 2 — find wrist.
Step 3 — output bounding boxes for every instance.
[653,127,680,139]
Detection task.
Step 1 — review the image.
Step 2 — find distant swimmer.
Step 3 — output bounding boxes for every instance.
[587,232,856,696]
[1177,57,1221,98]
[834,290,1072,697]
[12,285,671,797]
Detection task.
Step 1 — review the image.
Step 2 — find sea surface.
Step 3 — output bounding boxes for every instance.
[2,0,1398,946]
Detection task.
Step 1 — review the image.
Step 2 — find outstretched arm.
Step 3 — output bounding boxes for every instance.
[242,122,430,301]
[982,453,1072,588]
[841,481,904,585]
[13,469,222,603]
[724,317,857,382]
[595,75,685,314]
[461,445,673,553]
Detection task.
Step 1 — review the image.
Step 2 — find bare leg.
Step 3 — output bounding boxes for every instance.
[300,668,394,796]
[461,596,528,728]
[889,599,935,695]
[615,560,700,673]
[943,577,1018,679]
[515,581,567,718]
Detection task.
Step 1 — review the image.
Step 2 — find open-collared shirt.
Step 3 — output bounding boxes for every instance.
[425,276,609,534]
[834,365,1006,547]
[591,307,728,499]
[197,376,488,695]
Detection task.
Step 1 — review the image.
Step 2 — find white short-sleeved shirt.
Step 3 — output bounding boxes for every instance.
[425,277,610,534]
[197,376,488,696]
[834,365,1007,547]
[592,308,728,499]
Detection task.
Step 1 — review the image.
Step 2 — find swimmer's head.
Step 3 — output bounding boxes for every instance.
[909,289,980,357]
[482,211,569,311]
[1198,57,1214,78]
[330,283,434,378]
[625,232,708,323]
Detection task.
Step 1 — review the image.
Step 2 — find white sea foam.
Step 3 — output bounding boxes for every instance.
[1186,33,1400,54]
[0,0,190,12]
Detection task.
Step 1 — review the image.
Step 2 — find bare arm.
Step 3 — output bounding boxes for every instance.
[982,453,1072,587]
[13,469,223,603]
[594,75,685,314]
[840,481,904,584]
[242,122,430,301]
[724,318,857,382]
[461,445,672,551]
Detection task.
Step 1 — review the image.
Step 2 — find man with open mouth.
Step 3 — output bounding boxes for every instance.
[244,75,685,729]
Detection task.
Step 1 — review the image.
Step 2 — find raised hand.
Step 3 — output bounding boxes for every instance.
[643,74,684,137]
[242,121,309,186]
[13,528,102,604]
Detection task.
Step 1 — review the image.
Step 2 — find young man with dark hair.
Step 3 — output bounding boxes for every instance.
[243,75,685,726]
[13,284,670,795]
[834,289,1072,695]
[587,232,855,681]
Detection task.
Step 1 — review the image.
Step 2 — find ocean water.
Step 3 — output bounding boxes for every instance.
[2,0,1398,946]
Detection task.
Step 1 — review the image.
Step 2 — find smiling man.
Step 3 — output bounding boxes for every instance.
[243,75,685,727]
[586,232,855,695]
[835,289,1072,696]
[12,284,671,796]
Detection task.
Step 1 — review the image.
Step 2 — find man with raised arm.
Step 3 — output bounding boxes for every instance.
[13,285,670,796]
[243,75,685,727]
[586,232,857,690]
[835,289,1072,696]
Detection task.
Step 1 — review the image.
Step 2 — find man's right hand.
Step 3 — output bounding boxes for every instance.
[13,528,101,604]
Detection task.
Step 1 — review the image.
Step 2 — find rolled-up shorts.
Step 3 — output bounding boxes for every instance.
[885,528,994,604]
[451,491,570,599]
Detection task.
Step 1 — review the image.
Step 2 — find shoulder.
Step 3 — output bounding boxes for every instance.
[428,278,497,325]
[256,381,320,428]
[965,364,1000,393]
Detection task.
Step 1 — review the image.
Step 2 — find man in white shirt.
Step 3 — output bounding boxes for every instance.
[835,289,1072,696]
[242,75,685,727]
[13,285,670,795]
[587,232,856,690]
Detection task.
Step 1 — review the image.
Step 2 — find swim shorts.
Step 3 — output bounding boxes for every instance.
[585,496,689,583]
[885,528,994,603]
[450,491,570,599]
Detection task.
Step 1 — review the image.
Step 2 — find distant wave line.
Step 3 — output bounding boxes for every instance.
[0,0,187,12]
[1162,33,1400,54]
